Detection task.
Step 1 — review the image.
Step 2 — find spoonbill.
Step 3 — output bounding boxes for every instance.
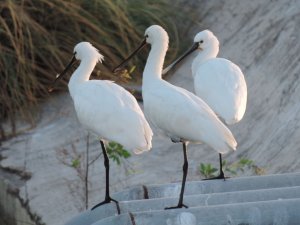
[163,30,247,180]
[49,42,153,212]
[113,25,237,209]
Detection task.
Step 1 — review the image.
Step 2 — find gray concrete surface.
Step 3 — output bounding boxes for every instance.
[65,173,300,225]
[2,1,300,224]
[111,172,300,200]
[91,199,300,225]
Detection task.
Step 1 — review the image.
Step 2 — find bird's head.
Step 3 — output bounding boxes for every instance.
[193,30,219,52]
[48,42,104,92]
[74,42,104,63]
[144,25,169,46]
[113,25,168,73]
[162,30,219,75]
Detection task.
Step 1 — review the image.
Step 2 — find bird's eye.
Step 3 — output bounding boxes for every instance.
[145,34,149,38]
[199,40,204,44]
[74,51,77,56]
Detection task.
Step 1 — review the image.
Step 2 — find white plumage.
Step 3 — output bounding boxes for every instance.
[162,29,247,180]
[68,42,152,153]
[143,75,237,154]
[191,30,247,124]
[51,41,152,211]
[165,30,247,125]
[113,25,236,209]
[141,26,236,155]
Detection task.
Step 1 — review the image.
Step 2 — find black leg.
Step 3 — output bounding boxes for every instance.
[219,153,225,180]
[165,142,189,209]
[203,153,226,180]
[91,141,120,214]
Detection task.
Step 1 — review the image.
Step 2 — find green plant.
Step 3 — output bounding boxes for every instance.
[56,134,132,210]
[199,163,218,179]
[199,157,265,179]
[0,0,197,138]
[223,158,254,175]
[71,158,81,168]
[106,141,131,165]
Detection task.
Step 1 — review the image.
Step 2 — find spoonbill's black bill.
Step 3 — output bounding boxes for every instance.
[52,42,153,212]
[163,30,247,180]
[114,25,237,209]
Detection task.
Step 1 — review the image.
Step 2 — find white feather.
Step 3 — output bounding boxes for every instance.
[142,25,236,154]
[68,42,153,153]
[192,30,247,125]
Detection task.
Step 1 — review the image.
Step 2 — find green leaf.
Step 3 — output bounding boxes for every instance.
[199,163,218,178]
[71,158,80,168]
[122,149,131,158]
[106,141,131,166]
[239,158,253,166]
[200,163,205,171]
[210,168,218,173]
[109,142,117,148]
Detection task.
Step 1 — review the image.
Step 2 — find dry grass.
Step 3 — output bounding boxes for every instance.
[0,0,198,137]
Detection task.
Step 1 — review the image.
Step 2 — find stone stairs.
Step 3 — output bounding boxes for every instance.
[65,172,300,225]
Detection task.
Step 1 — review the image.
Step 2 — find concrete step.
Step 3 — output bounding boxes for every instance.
[66,173,300,225]
[113,172,300,201]
[65,185,300,225]
[92,198,300,225]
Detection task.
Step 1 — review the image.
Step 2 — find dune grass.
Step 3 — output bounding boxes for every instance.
[0,0,198,138]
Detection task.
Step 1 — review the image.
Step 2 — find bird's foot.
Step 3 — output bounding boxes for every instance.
[202,172,227,181]
[171,137,181,143]
[165,203,188,210]
[91,196,120,214]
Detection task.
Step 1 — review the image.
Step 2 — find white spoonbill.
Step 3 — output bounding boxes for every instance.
[49,42,153,212]
[163,30,247,180]
[113,25,237,209]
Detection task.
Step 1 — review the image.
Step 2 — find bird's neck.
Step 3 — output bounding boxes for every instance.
[143,41,168,83]
[192,47,219,76]
[68,58,97,97]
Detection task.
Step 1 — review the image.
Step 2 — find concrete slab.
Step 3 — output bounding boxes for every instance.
[92,198,300,225]
[64,204,117,225]
[113,186,146,201]
[121,186,300,213]
[91,213,132,225]
[151,172,300,198]
[114,172,300,200]
[65,184,300,225]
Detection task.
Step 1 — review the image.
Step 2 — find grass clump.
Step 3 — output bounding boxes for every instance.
[199,158,266,179]
[0,0,197,138]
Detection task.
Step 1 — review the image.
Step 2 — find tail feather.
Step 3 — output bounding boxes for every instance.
[133,118,153,154]
[219,127,237,154]
[143,119,153,150]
